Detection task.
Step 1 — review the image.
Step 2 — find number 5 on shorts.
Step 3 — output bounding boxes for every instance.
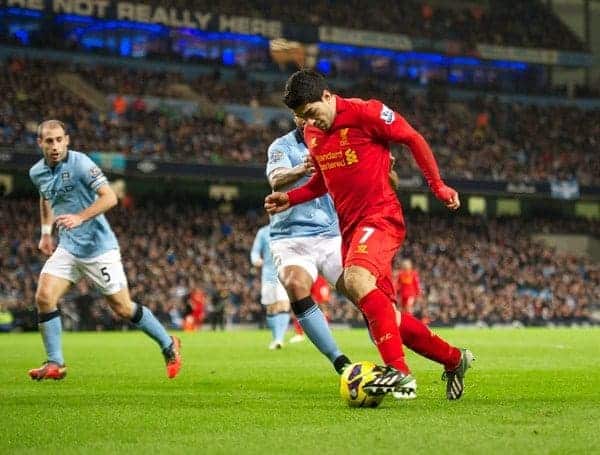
[100,266,111,283]
[359,227,375,244]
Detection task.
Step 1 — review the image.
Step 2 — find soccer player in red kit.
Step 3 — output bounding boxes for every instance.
[396,259,421,314]
[265,70,473,399]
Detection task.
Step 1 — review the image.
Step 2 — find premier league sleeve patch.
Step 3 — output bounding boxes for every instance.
[269,150,285,163]
[380,104,395,125]
[89,166,102,178]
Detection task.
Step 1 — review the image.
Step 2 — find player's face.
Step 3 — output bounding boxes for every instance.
[38,126,69,166]
[294,90,336,131]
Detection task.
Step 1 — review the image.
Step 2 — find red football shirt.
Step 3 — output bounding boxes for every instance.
[396,270,421,299]
[288,95,446,238]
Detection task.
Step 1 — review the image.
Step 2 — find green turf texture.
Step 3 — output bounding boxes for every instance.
[2,328,599,454]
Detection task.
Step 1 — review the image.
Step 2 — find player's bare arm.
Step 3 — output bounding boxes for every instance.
[55,184,118,230]
[268,155,315,191]
[38,196,55,256]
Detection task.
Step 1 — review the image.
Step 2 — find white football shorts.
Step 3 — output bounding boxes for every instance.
[261,280,289,306]
[270,235,343,286]
[41,247,128,295]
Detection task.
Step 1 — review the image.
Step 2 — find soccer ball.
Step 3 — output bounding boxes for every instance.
[339,361,385,408]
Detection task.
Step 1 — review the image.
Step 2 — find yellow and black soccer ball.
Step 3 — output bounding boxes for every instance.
[339,361,385,408]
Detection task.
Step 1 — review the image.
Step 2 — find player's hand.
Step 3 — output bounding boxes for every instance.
[434,184,460,211]
[252,258,264,267]
[302,155,315,175]
[265,192,290,214]
[55,214,84,229]
[38,234,55,256]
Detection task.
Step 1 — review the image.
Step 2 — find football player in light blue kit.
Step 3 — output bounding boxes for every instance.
[27,120,182,381]
[267,116,351,374]
[250,224,290,350]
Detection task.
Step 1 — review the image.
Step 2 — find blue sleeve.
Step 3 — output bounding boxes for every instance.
[76,154,108,192]
[266,138,293,177]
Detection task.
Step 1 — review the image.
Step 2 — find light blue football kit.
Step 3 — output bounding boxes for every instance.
[30,150,172,365]
[266,129,345,367]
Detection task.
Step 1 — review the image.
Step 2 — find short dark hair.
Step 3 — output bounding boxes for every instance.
[37,119,67,139]
[283,69,328,110]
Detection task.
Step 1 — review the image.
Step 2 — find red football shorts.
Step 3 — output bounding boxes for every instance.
[342,218,405,302]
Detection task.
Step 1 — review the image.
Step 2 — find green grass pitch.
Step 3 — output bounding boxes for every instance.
[2,328,599,454]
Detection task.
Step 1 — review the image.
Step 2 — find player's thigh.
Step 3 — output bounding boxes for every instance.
[316,235,343,286]
[344,222,404,300]
[271,238,318,289]
[79,249,128,296]
[37,247,79,306]
[344,222,403,279]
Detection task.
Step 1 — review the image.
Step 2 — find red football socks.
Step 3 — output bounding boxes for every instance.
[358,289,410,374]
[399,312,461,371]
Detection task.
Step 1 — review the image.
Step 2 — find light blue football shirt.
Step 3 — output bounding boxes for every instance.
[250,225,278,284]
[266,129,339,240]
[29,150,119,258]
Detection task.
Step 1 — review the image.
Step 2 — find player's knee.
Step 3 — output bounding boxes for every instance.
[281,276,311,301]
[343,266,376,301]
[281,267,313,300]
[35,287,56,312]
[109,299,135,319]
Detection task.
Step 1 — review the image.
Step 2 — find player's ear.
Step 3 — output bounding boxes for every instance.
[322,90,331,101]
[65,134,70,146]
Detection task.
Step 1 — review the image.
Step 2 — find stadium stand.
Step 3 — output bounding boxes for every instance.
[2,56,598,184]
[1,198,597,330]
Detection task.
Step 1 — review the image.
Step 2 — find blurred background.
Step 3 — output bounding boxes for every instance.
[0,0,598,333]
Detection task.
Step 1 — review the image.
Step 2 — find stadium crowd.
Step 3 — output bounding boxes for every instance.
[2,57,599,185]
[1,197,597,332]
[194,0,585,51]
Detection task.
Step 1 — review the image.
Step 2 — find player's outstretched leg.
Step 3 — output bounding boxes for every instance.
[292,297,351,374]
[107,288,182,378]
[399,312,474,400]
[130,303,182,379]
